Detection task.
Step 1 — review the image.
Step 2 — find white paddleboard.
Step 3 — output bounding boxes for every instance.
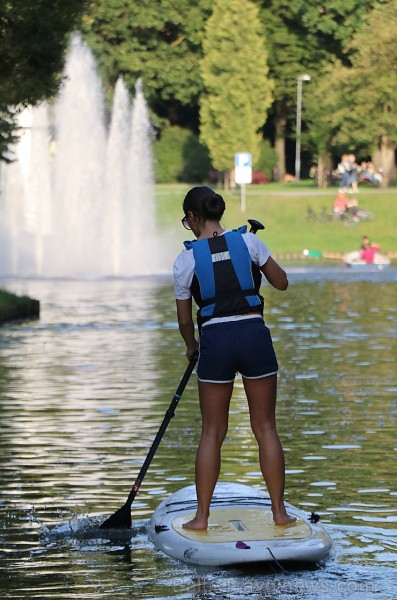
[149,482,332,566]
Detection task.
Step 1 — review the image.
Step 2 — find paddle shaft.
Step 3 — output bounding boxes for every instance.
[123,353,198,511]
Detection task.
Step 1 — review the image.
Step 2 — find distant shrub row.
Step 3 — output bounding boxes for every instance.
[153,125,278,184]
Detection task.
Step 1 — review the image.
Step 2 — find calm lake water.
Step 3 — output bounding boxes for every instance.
[1,267,396,599]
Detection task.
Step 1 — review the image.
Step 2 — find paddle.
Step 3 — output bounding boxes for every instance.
[100,352,198,529]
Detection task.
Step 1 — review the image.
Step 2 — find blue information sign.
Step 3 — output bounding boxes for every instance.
[235,152,252,185]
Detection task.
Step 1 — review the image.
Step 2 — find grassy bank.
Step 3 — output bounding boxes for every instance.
[155,181,397,257]
[0,289,40,324]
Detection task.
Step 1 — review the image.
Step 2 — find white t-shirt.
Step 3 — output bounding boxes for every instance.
[173,231,271,300]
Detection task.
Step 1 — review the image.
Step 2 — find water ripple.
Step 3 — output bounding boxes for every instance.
[1,275,397,598]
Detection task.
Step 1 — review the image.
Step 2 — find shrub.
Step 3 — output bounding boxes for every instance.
[253,139,278,180]
[153,125,212,183]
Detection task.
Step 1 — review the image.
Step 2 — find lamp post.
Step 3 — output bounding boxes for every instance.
[295,74,311,182]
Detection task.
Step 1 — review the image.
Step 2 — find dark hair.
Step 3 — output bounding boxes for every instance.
[183,186,225,221]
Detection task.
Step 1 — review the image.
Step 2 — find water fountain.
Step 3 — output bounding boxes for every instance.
[0,35,162,277]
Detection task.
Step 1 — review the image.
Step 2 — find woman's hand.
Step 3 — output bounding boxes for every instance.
[186,342,199,361]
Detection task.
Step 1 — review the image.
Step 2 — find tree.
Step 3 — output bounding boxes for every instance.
[81,0,212,129]
[342,0,397,184]
[305,0,397,186]
[0,109,18,162]
[257,0,382,178]
[0,0,87,161]
[199,0,273,179]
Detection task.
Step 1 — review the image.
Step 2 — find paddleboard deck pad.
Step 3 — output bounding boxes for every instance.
[149,482,332,566]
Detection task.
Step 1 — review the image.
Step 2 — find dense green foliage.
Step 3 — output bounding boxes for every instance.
[153,126,212,183]
[82,0,211,128]
[0,0,395,182]
[258,0,381,175]
[0,289,39,323]
[200,0,273,172]
[305,0,397,181]
[0,109,18,162]
[0,0,87,160]
[253,140,279,179]
[348,0,397,152]
[259,0,380,109]
[0,289,22,307]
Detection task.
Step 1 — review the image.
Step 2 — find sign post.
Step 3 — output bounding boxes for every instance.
[234,153,252,212]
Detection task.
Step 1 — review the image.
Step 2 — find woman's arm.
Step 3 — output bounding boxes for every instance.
[260,256,288,290]
[176,298,199,359]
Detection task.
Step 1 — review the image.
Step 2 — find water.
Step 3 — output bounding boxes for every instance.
[0,35,161,277]
[1,267,397,599]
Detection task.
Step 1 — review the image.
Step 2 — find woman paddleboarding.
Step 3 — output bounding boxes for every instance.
[173,186,296,530]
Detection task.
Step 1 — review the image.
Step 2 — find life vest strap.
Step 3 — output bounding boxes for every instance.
[200,288,260,308]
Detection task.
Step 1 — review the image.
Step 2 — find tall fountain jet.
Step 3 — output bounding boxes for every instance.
[0,34,160,277]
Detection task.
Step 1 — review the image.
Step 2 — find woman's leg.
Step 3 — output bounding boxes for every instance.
[183,380,233,530]
[243,375,296,525]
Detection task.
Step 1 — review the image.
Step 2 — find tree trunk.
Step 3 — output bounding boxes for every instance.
[274,101,287,181]
[223,169,234,189]
[373,135,397,189]
[316,152,333,188]
[317,154,327,188]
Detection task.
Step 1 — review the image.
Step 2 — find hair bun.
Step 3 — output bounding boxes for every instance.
[183,186,225,221]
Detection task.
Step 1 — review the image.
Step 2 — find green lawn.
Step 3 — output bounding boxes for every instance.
[155,181,397,256]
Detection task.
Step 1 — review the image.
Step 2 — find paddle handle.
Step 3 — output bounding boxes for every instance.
[248,218,265,234]
[124,352,198,509]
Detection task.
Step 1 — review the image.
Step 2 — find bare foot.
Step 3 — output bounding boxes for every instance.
[182,517,208,531]
[273,513,297,526]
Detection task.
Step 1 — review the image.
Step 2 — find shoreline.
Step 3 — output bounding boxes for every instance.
[274,252,396,261]
[0,289,40,324]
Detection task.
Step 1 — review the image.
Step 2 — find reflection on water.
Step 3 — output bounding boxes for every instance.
[0,268,396,599]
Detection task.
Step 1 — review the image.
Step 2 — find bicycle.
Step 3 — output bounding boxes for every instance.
[341,208,375,225]
[305,206,334,223]
[305,205,374,225]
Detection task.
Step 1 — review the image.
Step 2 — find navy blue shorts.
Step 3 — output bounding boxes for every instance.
[197,317,278,383]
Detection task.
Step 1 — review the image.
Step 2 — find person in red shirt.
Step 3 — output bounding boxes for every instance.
[333,191,348,216]
[333,191,359,219]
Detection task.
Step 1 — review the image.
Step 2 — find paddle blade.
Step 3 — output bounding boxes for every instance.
[99,503,132,529]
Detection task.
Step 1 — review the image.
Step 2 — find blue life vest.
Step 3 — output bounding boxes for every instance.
[183,226,263,328]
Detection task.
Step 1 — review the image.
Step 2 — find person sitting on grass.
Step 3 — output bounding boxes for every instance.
[333,191,359,220]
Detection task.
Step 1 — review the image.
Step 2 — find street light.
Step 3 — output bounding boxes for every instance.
[295,74,311,182]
